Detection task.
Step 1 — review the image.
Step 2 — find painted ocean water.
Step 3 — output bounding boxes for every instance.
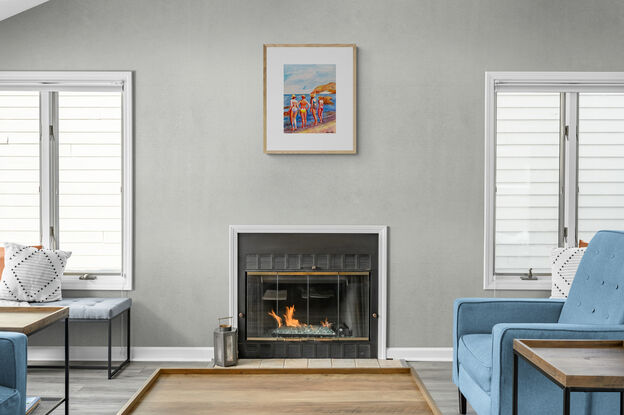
[283,93,336,130]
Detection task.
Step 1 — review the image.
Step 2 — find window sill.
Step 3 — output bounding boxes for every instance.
[61,274,132,291]
[484,276,552,291]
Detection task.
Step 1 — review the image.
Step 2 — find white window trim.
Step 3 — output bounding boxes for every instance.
[484,72,624,290]
[0,71,134,291]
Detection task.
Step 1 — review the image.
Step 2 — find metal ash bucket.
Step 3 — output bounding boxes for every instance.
[214,317,238,367]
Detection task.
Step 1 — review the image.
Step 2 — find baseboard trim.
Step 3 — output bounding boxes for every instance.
[28,346,214,362]
[28,346,452,362]
[386,347,453,362]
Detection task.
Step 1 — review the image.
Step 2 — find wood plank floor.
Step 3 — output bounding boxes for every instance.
[27,361,476,414]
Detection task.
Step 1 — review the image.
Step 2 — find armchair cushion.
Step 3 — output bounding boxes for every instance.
[458,334,492,392]
[559,230,624,325]
[0,385,20,415]
[34,297,132,320]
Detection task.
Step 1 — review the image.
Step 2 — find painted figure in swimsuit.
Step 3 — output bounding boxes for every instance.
[289,94,299,131]
[310,93,319,125]
[299,95,309,128]
[318,97,324,123]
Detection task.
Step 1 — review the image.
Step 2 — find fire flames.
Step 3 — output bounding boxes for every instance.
[267,310,282,327]
[283,305,301,327]
[268,305,333,328]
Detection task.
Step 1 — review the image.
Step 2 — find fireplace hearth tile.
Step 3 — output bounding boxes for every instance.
[331,359,356,368]
[212,359,396,370]
[235,359,262,368]
[355,359,380,368]
[284,359,309,368]
[260,359,285,368]
[308,358,332,368]
[378,359,404,368]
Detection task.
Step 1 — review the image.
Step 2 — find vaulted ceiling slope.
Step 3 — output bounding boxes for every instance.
[0,0,49,22]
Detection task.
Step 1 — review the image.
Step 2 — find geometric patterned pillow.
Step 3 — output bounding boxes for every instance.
[551,247,586,299]
[0,243,71,303]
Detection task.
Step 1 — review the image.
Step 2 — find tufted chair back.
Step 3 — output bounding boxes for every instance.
[559,230,624,324]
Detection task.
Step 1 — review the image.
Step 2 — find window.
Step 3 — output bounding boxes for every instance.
[0,72,133,290]
[0,91,40,245]
[485,72,624,289]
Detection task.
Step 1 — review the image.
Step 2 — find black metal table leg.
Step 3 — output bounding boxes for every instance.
[513,352,518,415]
[108,308,131,379]
[126,308,131,364]
[107,318,112,379]
[458,389,466,414]
[563,388,570,415]
[65,317,69,415]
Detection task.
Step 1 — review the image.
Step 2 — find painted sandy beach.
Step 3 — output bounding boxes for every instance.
[294,113,336,133]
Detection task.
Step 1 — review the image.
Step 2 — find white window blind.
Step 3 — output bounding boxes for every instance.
[0,91,40,245]
[578,93,624,242]
[495,93,560,274]
[58,92,122,273]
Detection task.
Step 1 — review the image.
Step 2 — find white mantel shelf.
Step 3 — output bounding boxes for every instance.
[228,225,388,359]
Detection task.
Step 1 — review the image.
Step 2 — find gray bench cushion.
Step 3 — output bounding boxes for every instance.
[32,298,131,320]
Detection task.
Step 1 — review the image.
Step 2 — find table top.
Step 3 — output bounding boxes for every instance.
[117,367,442,415]
[514,339,624,389]
[0,306,69,335]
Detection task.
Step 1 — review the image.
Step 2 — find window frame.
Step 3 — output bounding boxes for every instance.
[0,71,133,290]
[484,72,624,290]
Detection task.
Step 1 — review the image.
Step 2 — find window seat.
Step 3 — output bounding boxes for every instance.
[24,297,132,379]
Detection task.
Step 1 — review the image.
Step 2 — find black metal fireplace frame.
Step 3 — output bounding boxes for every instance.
[237,242,379,359]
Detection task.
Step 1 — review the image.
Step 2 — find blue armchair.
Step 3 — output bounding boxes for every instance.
[0,332,27,415]
[453,230,624,415]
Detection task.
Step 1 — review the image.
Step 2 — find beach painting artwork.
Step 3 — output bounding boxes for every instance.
[264,44,356,154]
[284,64,336,134]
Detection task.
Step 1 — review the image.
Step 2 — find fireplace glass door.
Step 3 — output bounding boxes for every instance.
[246,272,370,341]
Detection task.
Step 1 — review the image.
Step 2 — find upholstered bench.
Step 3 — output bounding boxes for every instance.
[32,297,131,379]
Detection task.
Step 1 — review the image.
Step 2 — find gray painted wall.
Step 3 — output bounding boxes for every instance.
[1,0,622,348]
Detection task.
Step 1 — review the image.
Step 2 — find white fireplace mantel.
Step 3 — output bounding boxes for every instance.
[228,225,388,359]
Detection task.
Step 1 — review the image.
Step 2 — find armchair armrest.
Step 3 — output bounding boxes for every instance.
[453,298,565,384]
[0,332,27,413]
[490,323,624,415]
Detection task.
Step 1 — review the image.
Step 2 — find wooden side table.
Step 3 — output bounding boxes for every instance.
[0,307,70,415]
[513,339,624,415]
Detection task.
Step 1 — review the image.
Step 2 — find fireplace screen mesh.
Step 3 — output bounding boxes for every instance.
[246,272,370,341]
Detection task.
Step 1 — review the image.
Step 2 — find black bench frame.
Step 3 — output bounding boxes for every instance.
[30,308,131,379]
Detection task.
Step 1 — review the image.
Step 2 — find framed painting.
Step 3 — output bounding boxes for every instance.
[263,44,357,154]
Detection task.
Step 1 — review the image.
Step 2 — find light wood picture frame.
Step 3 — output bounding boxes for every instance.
[263,44,357,154]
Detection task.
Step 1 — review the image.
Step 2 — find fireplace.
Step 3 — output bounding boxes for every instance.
[235,232,381,358]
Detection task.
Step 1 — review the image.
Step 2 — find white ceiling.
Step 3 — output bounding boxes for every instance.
[0,0,49,22]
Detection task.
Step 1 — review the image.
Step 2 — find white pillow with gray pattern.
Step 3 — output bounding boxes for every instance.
[0,243,71,303]
[551,247,586,299]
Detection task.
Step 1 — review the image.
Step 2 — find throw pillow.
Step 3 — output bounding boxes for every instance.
[0,245,42,280]
[551,247,586,299]
[0,243,71,302]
